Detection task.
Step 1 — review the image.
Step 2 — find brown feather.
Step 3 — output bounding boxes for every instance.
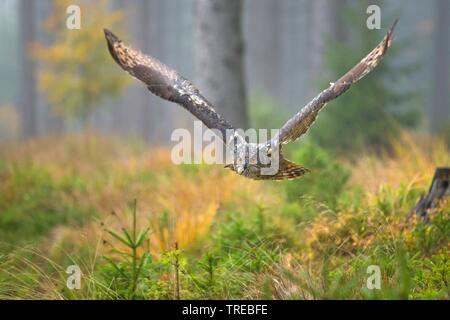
[278,20,398,145]
[256,158,310,181]
[104,29,234,141]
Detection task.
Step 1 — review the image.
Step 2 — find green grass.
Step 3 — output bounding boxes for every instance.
[0,162,94,244]
[0,133,448,300]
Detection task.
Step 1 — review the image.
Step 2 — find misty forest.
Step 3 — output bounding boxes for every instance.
[0,0,449,300]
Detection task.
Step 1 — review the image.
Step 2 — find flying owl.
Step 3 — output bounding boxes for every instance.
[104,20,397,180]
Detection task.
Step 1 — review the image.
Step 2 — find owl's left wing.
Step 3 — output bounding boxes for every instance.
[277,19,398,145]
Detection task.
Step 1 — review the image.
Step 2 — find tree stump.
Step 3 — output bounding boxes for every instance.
[411,167,450,221]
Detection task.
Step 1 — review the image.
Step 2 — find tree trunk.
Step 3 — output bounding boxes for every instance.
[194,0,248,129]
[309,0,347,94]
[18,0,38,139]
[411,168,450,221]
[245,0,282,100]
[138,0,152,142]
[430,0,450,132]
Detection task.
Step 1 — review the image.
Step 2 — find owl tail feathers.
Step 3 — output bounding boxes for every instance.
[267,158,310,180]
[279,158,310,180]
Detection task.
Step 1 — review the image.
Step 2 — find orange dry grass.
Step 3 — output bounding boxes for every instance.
[350,131,450,193]
[299,132,450,263]
[1,134,272,255]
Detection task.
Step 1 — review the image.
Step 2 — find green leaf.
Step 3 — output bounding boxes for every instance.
[122,228,135,248]
[107,229,132,247]
[136,252,151,277]
[103,257,127,279]
[136,228,151,248]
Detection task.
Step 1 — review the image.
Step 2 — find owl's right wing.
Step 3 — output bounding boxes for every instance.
[104,29,234,141]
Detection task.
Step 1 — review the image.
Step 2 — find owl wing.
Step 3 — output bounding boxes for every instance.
[277,20,398,145]
[104,29,234,141]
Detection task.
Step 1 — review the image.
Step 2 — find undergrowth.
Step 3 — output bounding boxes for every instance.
[0,132,448,299]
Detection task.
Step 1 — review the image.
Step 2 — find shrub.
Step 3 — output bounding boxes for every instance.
[282,142,351,209]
